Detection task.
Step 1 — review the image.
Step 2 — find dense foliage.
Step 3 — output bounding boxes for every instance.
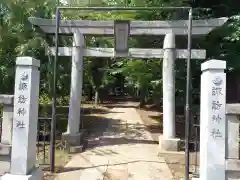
[0,0,239,106]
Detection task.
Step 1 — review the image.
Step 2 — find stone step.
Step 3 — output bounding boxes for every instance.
[0,155,10,176]
[0,143,11,156]
[0,143,11,148]
[0,155,10,161]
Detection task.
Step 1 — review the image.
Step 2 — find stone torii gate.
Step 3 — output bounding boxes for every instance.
[28,17,227,151]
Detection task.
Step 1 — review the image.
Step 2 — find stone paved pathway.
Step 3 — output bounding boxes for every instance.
[55,103,173,180]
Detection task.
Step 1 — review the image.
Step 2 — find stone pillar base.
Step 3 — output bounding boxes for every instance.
[1,167,42,180]
[62,132,84,145]
[159,136,181,151]
[62,132,85,153]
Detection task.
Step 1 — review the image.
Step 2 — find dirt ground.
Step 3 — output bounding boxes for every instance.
[159,152,199,180]
[41,101,199,180]
[55,103,173,180]
[136,105,199,180]
[41,103,112,180]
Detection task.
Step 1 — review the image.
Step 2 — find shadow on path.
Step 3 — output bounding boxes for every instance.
[44,159,193,174]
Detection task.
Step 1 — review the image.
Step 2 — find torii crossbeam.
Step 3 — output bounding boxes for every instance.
[29,17,227,35]
[50,47,206,59]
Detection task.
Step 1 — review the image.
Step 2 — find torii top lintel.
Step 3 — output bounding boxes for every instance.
[28,17,228,36]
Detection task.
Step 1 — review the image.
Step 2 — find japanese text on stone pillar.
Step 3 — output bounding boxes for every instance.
[15,72,29,129]
[211,76,224,139]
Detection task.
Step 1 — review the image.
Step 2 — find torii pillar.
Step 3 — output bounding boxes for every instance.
[62,32,84,146]
[159,33,180,151]
[163,33,176,139]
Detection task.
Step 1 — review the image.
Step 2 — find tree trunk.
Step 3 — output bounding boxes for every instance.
[139,87,147,108]
[94,90,99,105]
[87,85,93,101]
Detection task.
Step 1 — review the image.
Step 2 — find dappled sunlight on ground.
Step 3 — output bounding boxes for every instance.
[55,104,173,180]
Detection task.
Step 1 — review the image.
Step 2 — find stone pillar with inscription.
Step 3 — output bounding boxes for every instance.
[199,59,226,180]
[62,32,84,147]
[2,57,42,180]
